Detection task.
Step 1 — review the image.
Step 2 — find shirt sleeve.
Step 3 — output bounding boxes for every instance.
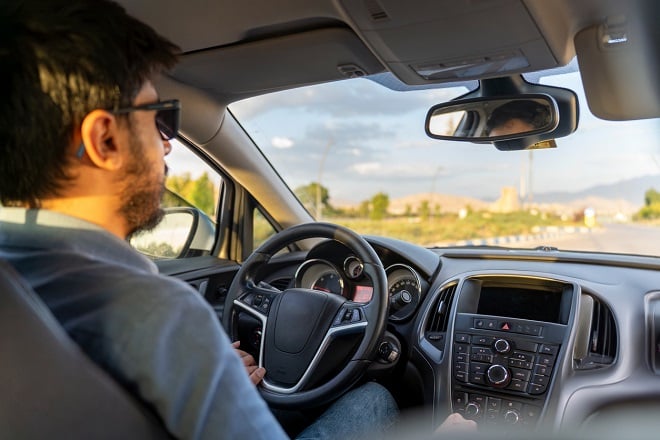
[112,277,289,440]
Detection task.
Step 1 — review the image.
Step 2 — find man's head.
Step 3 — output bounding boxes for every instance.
[485,100,551,137]
[0,0,179,237]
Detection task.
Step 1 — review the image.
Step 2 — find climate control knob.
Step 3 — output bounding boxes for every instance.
[487,364,511,387]
[494,338,511,353]
[465,402,480,418]
[503,409,520,424]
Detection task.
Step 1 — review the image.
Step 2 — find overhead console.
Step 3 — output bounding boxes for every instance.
[450,276,575,428]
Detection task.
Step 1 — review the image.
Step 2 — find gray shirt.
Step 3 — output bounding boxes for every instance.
[0,207,288,440]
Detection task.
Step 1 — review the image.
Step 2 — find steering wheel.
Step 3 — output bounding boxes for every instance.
[223,222,388,408]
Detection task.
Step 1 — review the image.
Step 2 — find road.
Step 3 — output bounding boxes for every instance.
[521,223,660,257]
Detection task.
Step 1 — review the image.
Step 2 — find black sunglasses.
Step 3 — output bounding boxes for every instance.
[112,99,180,141]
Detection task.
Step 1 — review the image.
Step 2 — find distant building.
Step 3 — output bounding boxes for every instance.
[490,187,520,213]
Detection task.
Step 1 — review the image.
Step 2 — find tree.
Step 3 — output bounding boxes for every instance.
[636,187,660,220]
[644,188,660,206]
[418,200,430,221]
[370,192,389,220]
[165,172,216,217]
[295,182,332,216]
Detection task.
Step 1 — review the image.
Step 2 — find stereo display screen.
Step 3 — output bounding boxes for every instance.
[477,286,563,323]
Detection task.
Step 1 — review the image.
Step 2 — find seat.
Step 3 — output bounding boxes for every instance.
[0,260,170,439]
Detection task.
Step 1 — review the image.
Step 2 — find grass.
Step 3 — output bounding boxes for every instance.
[327,211,581,247]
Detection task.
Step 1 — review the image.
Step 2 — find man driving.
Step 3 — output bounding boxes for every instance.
[0,0,473,438]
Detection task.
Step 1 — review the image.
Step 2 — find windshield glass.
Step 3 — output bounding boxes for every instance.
[229,70,660,257]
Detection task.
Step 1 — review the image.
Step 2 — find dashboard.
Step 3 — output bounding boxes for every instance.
[167,234,660,433]
[250,236,660,432]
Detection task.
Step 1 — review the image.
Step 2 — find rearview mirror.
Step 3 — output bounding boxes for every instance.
[425,95,559,142]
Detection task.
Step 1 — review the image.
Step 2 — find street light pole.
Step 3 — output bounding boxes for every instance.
[316,138,334,220]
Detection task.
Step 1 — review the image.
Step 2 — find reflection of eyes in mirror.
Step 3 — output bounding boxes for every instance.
[485,100,551,137]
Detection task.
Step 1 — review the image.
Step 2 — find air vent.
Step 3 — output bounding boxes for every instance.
[425,284,457,346]
[574,294,617,370]
[364,0,390,22]
[269,277,292,291]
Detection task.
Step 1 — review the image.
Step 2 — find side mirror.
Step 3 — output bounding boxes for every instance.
[129,207,215,259]
[426,95,559,141]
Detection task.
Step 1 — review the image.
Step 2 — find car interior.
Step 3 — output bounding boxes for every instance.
[3,0,660,438]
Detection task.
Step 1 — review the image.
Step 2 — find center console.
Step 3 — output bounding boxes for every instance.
[450,276,574,428]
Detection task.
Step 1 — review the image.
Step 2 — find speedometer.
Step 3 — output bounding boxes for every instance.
[295,259,345,296]
[386,264,422,321]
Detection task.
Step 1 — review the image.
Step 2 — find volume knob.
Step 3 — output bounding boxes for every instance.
[487,364,511,388]
[494,338,511,353]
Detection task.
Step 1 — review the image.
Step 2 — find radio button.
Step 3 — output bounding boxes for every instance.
[534,363,553,376]
[539,344,559,355]
[529,383,547,394]
[538,354,555,366]
[510,367,531,382]
[510,351,535,362]
[506,379,528,392]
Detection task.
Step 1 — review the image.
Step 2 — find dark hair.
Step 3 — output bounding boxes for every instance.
[485,100,551,135]
[0,0,179,206]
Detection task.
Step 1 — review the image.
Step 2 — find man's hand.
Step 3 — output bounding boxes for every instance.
[436,413,478,433]
[232,341,266,385]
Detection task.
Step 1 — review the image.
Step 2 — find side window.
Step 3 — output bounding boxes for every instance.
[130,140,224,259]
[253,206,277,250]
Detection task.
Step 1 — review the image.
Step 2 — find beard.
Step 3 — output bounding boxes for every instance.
[120,137,167,240]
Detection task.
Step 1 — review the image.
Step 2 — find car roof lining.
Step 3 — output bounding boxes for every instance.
[120,0,658,119]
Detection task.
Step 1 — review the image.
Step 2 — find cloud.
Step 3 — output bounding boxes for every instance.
[352,162,382,175]
[230,78,470,120]
[271,136,294,149]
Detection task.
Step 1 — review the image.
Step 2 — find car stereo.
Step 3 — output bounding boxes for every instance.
[450,278,573,427]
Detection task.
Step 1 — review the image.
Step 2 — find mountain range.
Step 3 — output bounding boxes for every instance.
[387,174,659,215]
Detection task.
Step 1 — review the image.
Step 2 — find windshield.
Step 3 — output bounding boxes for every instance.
[229,69,660,257]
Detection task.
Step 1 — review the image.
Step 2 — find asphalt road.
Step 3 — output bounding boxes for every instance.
[521,223,660,257]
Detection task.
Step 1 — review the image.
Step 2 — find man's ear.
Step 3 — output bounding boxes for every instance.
[79,110,125,171]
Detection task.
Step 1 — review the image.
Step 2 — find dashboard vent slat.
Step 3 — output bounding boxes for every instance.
[575,294,617,370]
[425,284,457,346]
[269,278,292,291]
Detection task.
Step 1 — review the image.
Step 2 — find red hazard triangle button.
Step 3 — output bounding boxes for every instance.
[500,322,511,331]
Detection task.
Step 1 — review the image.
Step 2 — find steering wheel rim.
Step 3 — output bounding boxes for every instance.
[224,222,388,408]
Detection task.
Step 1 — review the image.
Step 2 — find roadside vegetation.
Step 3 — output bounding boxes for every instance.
[163,176,658,249]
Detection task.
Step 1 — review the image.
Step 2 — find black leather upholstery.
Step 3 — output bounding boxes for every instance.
[0,260,170,439]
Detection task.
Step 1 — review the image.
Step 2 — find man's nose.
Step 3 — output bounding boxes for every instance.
[163,139,172,156]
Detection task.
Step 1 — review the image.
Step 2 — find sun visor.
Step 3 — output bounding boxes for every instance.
[575,14,660,120]
[170,27,384,104]
[154,75,226,145]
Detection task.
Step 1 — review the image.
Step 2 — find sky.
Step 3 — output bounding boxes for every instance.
[228,71,660,206]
